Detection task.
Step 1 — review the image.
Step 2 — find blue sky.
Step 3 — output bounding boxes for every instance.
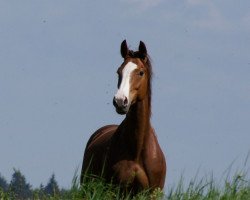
[0,0,249,189]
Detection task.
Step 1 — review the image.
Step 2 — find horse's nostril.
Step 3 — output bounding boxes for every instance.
[123,97,128,106]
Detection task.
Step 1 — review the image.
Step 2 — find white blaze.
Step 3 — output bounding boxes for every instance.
[115,62,137,104]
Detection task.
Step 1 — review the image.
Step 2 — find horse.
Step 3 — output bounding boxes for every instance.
[80,40,166,194]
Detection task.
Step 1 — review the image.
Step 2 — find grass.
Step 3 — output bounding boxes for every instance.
[72,171,250,200]
[0,170,249,200]
[167,172,250,200]
[59,174,164,200]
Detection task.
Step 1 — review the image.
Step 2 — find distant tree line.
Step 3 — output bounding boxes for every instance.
[0,169,61,199]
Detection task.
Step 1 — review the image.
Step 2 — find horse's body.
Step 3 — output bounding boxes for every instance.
[81,40,166,193]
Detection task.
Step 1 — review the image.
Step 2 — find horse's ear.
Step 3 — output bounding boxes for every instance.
[139,41,147,62]
[121,40,128,58]
[139,41,147,56]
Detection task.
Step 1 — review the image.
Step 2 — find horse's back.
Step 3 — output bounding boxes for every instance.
[81,124,118,183]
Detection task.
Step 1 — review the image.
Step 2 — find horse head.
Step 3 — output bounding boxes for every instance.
[113,40,152,115]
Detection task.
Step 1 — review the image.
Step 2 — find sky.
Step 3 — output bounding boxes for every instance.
[0,0,250,190]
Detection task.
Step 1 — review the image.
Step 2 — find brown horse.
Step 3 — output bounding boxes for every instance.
[80,40,166,193]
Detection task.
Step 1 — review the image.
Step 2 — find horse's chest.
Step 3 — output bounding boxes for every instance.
[109,142,135,161]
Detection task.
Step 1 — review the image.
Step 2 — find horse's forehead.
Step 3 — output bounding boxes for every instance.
[122,61,137,74]
[127,57,141,65]
[121,58,143,70]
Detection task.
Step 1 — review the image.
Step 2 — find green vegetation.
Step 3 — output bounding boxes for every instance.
[0,169,249,199]
[167,172,250,200]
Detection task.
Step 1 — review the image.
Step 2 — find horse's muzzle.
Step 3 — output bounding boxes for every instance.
[113,97,129,115]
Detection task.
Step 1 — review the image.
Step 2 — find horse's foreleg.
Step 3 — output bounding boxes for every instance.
[134,164,149,188]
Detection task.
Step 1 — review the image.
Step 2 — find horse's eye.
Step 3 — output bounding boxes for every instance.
[139,71,144,76]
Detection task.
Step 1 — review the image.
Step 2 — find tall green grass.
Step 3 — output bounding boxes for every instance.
[167,172,250,200]
[1,170,249,199]
[60,173,164,200]
[42,170,250,199]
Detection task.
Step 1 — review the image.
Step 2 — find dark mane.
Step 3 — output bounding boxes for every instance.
[128,50,153,116]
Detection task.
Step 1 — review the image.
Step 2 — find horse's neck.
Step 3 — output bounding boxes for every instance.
[124,98,151,161]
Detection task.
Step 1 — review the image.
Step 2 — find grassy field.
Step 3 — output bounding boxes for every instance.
[65,172,250,200]
[1,170,249,200]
